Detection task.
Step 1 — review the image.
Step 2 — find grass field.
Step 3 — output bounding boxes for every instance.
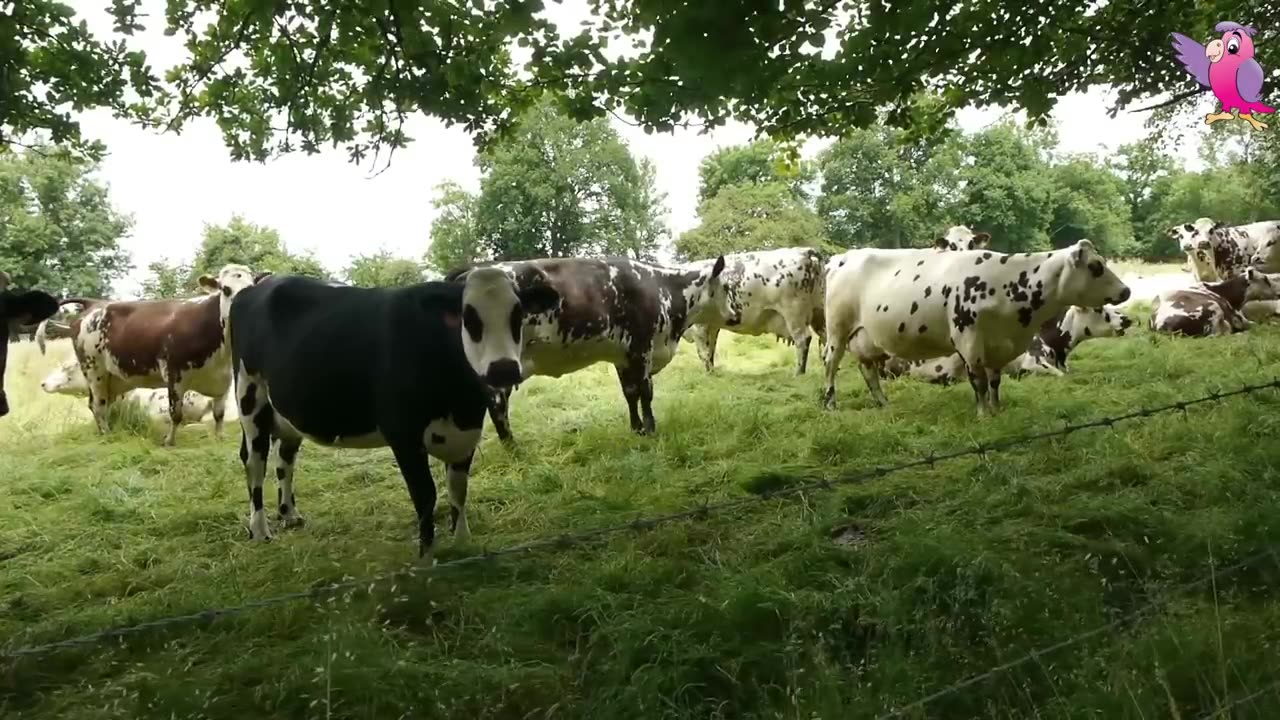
[3,287,1280,719]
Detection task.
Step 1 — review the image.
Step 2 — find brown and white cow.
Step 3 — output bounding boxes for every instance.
[1168,218,1280,282]
[1149,268,1280,337]
[35,264,265,445]
[0,270,60,418]
[444,256,734,439]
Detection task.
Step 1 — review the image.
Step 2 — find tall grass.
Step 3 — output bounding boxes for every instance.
[2,294,1280,719]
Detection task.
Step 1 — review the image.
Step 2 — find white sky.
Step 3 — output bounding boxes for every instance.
[63,1,1208,297]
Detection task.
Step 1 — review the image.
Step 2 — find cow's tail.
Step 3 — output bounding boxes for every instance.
[35,298,93,355]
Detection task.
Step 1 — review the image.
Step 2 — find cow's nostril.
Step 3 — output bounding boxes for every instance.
[485,359,522,388]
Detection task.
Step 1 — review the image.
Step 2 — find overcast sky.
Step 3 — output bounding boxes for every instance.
[64,1,1208,297]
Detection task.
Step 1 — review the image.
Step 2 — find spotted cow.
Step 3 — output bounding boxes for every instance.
[444,256,734,439]
[0,270,59,418]
[822,239,1131,416]
[680,247,826,374]
[228,269,558,560]
[1168,218,1280,282]
[40,354,228,425]
[882,305,1132,384]
[1149,268,1280,337]
[38,264,263,445]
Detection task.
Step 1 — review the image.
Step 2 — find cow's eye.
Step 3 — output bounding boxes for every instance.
[462,304,483,343]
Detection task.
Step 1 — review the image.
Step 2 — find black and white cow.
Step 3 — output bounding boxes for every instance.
[0,270,59,418]
[228,268,559,561]
[1149,269,1279,337]
[822,239,1131,416]
[1168,218,1280,282]
[444,256,734,440]
[882,305,1132,384]
[680,247,826,374]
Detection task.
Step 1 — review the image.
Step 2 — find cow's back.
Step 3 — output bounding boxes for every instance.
[723,247,825,329]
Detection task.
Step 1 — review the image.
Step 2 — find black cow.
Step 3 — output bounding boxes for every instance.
[228,268,559,561]
[444,256,734,440]
[0,271,59,418]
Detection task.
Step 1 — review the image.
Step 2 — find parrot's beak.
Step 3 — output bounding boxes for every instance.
[1206,38,1224,63]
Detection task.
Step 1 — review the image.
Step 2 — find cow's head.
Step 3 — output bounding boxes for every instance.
[1243,267,1280,301]
[40,357,88,396]
[933,225,992,252]
[682,255,735,326]
[197,264,266,319]
[457,266,561,388]
[1071,305,1133,340]
[1059,240,1131,308]
[0,278,60,418]
[1250,234,1280,272]
[1168,218,1224,281]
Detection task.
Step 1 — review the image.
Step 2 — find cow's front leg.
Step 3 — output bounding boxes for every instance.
[638,374,656,435]
[986,367,1004,414]
[85,369,112,434]
[447,452,473,543]
[821,323,850,410]
[614,363,647,434]
[966,365,992,418]
[163,381,184,447]
[692,324,719,373]
[275,432,305,529]
[794,329,813,375]
[388,439,438,564]
[858,361,890,406]
[488,386,515,444]
[211,391,228,437]
[237,376,274,542]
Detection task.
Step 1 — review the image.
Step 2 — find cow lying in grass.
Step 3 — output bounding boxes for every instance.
[1149,268,1279,337]
[823,239,1131,416]
[40,356,225,426]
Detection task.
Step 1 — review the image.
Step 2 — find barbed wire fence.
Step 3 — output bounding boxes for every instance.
[5,377,1280,716]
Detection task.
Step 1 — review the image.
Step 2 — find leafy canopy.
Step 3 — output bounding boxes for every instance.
[345,250,425,287]
[675,182,834,262]
[0,145,133,296]
[697,140,815,205]
[8,0,1277,164]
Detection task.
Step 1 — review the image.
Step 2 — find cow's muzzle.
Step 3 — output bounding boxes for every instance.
[485,359,523,389]
[726,315,743,327]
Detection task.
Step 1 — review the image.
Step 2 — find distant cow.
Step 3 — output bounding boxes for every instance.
[825,225,992,277]
[36,264,263,445]
[1168,218,1280,282]
[681,247,826,374]
[0,270,59,418]
[40,356,225,425]
[823,239,1131,416]
[445,256,734,439]
[1149,268,1279,337]
[228,269,558,560]
[883,305,1132,384]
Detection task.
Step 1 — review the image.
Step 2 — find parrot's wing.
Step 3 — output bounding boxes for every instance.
[1170,32,1212,87]
[1237,58,1266,103]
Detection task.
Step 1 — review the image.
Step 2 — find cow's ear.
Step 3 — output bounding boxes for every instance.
[932,237,949,251]
[973,232,991,248]
[253,271,273,284]
[518,284,560,315]
[710,255,726,279]
[196,275,220,292]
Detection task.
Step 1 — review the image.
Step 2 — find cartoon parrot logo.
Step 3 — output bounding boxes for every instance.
[1171,22,1274,130]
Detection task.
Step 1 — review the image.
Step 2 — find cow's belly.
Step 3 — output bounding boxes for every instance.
[523,337,628,378]
[649,337,681,374]
[423,416,481,465]
[858,309,955,360]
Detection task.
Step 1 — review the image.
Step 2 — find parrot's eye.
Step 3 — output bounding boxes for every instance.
[1227,37,1240,54]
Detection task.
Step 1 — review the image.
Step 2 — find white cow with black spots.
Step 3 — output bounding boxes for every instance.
[1168,218,1280,281]
[822,239,1131,416]
[40,355,231,425]
[681,247,827,374]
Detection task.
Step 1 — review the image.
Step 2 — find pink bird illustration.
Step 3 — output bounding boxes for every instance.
[1170,21,1274,130]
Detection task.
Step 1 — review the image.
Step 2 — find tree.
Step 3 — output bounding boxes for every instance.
[345,250,424,287]
[425,181,485,274]
[952,123,1057,253]
[697,139,815,204]
[188,215,329,282]
[674,182,835,261]
[0,145,133,296]
[1046,156,1135,256]
[138,258,191,299]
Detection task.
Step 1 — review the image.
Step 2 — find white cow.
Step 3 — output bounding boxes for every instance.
[825,225,993,278]
[822,239,1131,416]
[41,357,227,425]
[681,247,826,374]
[1168,218,1280,281]
[883,305,1132,384]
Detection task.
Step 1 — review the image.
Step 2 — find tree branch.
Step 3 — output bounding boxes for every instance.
[1126,88,1208,114]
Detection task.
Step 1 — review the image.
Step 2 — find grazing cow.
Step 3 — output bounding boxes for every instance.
[444,256,734,439]
[0,271,60,418]
[823,239,1131,416]
[38,265,262,445]
[681,247,826,374]
[228,269,559,560]
[40,356,225,425]
[882,305,1132,384]
[1168,218,1280,281]
[1149,268,1279,337]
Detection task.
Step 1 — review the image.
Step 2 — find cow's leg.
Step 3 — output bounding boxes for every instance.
[821,320,853,410]
[447,452,473,543]
[84,367,113,434]
[793,328,812,375]
[274,428,305,529]
[692,325,719,372]
[236,374,274,542]
[986,367,1004,414]
[388,439,438,564]
[487,386,515,444]
[615,363,648,434]
[639,373,656,435]
[858,360,890,406]
[965,365,992,418]
[163,377,184,447]
[211,392,228,437]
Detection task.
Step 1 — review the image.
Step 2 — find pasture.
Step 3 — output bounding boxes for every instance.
[3,280,1280,719]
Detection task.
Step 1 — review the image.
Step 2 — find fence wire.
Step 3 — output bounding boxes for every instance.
[4,375,1280,704]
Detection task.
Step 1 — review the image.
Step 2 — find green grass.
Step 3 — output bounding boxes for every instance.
[4,297,1280,719]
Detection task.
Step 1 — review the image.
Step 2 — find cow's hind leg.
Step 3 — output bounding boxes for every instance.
[163,377,184,447]
[692,325,719,373]
[388,439,438,564]
[965,365,992,418]
[858,360,890,407]
[986,367,1005,414]
[821,319,853,410]
[448,452,474,543]
[85,368,113,434]
[274,426,305,529]
[236,372,275,542]
[211,391,228,437]
[615,361,653,434]
[488,386,515,444]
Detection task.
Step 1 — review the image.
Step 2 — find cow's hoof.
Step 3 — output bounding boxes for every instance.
[248,512,273,542]
[279,511,306,529]
[417,547,436,568]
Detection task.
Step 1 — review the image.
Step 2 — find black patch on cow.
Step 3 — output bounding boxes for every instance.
[912,274,920,282]
[918,325,927,333]
[1018,307,1034,327]
[910,301,919,314]
[999,256,1010,264]
[975,256,984,265]
[462,304,484,343]
[1087,260,1104,279]
[222,286,232,298]
[924,286,932,298]
[1084,326,1092,337]
[431,433,446,443]
[916,260,925,266]
[982,252,992,260]
[239,383,257,417]
[898,322,906,333]
[251,485,264,511]
[952,297,976,331]
[934,364,943,372]
[1033,265,1041,275]
[942,285,952,299]
[894,269,902,277]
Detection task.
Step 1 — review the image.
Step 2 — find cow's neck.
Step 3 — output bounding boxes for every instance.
[671,271,710,333]
[1204,275,1247,309]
